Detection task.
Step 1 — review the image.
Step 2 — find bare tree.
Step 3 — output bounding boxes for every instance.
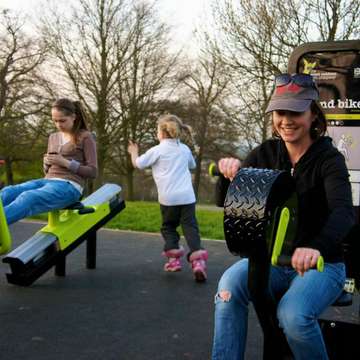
[41,0,135,186]
[110,2,178,199]
[210,0,300,146]
[41,0,177,196]
[0,9,50,184]
[304,0,360,41]
[179,49,234,196]
[210,0,360,148]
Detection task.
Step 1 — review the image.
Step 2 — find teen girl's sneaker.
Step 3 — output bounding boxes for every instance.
[162,246,185,272]
[189,249,208,282]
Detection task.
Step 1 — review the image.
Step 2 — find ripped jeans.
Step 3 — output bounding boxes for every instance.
[212,258,345,360]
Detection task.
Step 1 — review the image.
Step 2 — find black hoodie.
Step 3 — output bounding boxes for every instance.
[216,136,354,263]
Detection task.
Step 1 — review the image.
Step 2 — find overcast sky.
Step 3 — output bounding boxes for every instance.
[0,0,212,54]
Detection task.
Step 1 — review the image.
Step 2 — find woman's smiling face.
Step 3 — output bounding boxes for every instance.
[272,109,315,145]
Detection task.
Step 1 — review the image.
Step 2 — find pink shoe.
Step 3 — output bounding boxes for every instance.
[164,257,182,272]
[189,249,208,282]
[162,246,185,272]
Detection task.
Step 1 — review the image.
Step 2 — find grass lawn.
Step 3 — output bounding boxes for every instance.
[30,201,225,240]
[107,201,224,240]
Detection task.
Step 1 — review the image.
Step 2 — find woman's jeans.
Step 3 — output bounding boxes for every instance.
[212,258,346,360]
[0,179,81,225]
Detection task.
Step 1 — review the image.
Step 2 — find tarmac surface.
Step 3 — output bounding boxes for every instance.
[0,222,263,360]
[1,222,358,360]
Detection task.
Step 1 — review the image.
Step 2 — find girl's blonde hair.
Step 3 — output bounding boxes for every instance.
[158,114,194,145]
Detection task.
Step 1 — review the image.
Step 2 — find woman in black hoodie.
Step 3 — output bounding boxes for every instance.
[212,74,354,360]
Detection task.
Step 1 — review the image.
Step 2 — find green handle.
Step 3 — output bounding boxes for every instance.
[271,207,290,266]
[208,162,219,177]
[275,254,324,272]
[0,196,12,254]
[316,255,324,272]
[271,206,324,272]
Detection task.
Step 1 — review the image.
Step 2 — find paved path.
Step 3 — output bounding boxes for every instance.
[1,222,358,360]
[0,222,263,360]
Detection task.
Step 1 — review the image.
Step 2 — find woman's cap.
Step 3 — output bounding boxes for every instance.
[265,73,319,113]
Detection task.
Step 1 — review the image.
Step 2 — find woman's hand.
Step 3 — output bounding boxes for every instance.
[291,247,321,276]
[45,153,70,168]
[218,157,241,180]
[127,141,139,156]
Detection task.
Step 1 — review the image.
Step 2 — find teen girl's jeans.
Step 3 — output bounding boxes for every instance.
[0,179,81,225]
[212,258,346,360]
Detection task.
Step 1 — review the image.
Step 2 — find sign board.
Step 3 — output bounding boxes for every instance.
[288,40,360,208]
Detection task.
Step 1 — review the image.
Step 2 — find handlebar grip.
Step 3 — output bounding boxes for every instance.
[208,162,220,177]
[276,255,292,267]
[78,207,95,215]
[275,255,324,272]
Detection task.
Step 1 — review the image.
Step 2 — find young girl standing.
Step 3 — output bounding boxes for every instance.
[0,98,97,226]
[127,114,208,282]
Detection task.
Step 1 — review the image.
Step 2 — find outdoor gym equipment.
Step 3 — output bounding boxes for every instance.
[224,167,298,358]
[1,183,125,286]
[211,39,360,359]
[288,39,360,359]
[223,167,358,359]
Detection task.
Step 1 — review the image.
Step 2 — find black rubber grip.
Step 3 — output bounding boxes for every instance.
[276,254,324,272]
[65,202,84,210]
[78,207,95,215]
[276,255,292,267]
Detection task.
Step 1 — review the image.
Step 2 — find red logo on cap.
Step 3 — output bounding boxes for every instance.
[275,83,301,95]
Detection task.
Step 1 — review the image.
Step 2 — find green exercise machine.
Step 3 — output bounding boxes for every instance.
[209,38,360,359]
[223,167,300,358]
[0,183,125,286]
[288,39,360,359]
[222,167,357,359]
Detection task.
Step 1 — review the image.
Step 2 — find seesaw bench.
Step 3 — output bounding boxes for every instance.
[1,183,125,286]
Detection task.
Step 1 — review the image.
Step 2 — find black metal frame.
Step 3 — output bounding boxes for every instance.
[224,168,297,359]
